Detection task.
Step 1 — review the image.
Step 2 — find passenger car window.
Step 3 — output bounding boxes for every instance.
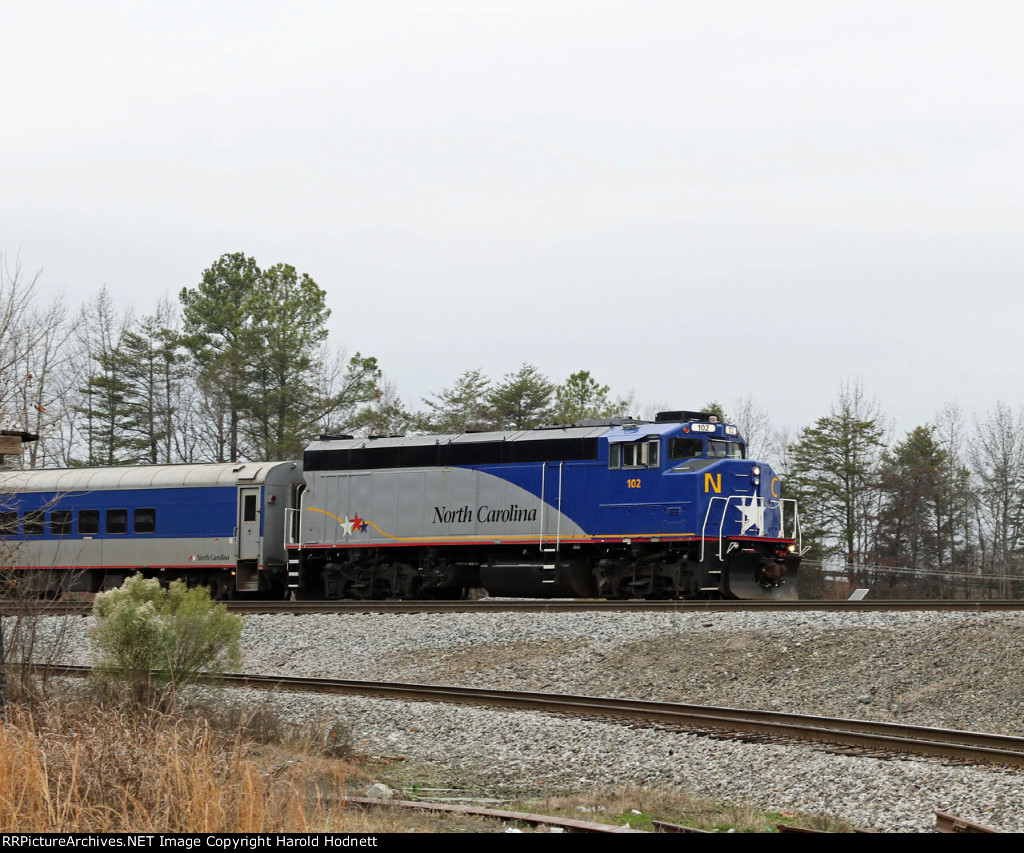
[79,510,100,535]
[134,508,156,534]
[0,511,18,536]
[23,511,45,536]
[106,509,128,534]
[50,511,72,536]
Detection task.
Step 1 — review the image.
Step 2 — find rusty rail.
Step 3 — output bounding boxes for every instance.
[43,665,1024,769]
[343,796,646,832]
[935,810,1000,833]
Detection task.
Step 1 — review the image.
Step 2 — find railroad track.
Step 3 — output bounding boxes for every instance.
[43,665,1024,769]
[345,800,997,833]
[6,598,1024,616]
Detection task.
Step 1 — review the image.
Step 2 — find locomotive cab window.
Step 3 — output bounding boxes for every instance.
[106,509,128,535]
[609,439,660,469]
[669,438,703,460]
[134,508,156,534]
[707,439,745,459]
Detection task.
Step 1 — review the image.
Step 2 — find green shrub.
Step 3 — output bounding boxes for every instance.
[90,575,244,708]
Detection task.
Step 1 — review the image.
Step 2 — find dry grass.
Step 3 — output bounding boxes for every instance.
[0,694,358,833]
[0,684,852,834]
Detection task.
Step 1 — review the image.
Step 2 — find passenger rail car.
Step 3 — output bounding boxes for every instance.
[0,462,303,596]
[290,412,801,600]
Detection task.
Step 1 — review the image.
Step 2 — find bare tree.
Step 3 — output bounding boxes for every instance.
[0,255,47,424]
[968,402,1024,594]
[731,395,774,462]
[932,404,978,576]
[9,300,77,468]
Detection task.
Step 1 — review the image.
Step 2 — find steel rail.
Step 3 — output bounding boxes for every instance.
[342,796,646,833]
[7,598,1024,617]
[935,810,1000,833]
[43,665,1024,768]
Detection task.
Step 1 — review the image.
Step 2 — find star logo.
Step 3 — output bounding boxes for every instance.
[737,497,764,536]
[339,512,369,538]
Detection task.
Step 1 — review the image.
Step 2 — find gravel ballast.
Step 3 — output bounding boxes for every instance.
[27,607,1024,832]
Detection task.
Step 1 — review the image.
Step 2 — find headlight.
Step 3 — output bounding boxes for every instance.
[752,466,761,476]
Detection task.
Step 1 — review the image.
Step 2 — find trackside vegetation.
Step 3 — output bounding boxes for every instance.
[89,574,243,708]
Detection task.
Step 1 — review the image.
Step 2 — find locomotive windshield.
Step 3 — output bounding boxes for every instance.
[708,439,745,459]
[668,438,746,460]
[668,438,703,459]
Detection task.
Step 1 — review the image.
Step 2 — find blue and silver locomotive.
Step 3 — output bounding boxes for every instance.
[0,411,800,600]
[290,411,801,600]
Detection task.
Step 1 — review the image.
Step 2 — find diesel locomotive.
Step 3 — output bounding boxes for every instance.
[293,411,801,600]
[0,412,801,600]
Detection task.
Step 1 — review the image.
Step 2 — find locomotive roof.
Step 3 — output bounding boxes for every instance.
[306,423,613,453]
[307,415,728,454]
[0,461,299,493]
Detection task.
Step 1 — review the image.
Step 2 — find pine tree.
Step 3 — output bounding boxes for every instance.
[417,369,493,433]
[552,370,625,424]
[486,363,555,430]
[788,381,886,569]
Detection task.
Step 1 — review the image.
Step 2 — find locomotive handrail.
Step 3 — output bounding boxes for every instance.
[700,495,797,563]
[538,462,563,553]
[285,507,302,547]
[781,498,801,547]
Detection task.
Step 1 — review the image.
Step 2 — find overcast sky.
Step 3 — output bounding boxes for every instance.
[3,1,1022,437]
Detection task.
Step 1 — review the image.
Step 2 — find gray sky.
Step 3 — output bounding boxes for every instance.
[3,1,1022,436]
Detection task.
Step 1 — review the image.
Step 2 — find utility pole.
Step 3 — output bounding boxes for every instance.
[0,430,38,710]
[0,613,6,710]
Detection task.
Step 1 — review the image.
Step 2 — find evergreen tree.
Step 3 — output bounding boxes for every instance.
[701,401,729,423]
[243,263,330,459]
[874,426,950,572]
[181,254,373,460]
[551,370,625,424]
[486,363,555,430]
[119,300,185,464]
[180,253,261,461]
[787,381,886,568]
[417,369,492,433]
[73,290,135,465]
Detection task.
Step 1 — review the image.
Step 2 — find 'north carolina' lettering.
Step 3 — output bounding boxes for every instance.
[433,505,473,524]
[433,504,538,524]
[477,504,538,523]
